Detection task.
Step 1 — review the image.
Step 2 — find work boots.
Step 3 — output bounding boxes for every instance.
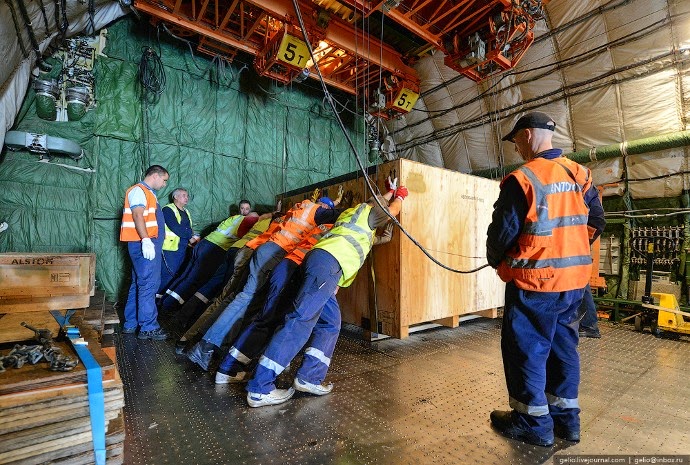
[489,410,554,447]
[187,340,215,371]
[293,378,333,396]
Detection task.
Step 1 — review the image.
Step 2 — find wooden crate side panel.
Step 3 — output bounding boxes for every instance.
[474,266,505,310]
[0,254,94,296]
[0,295,92,314]
[337,259,370,329]
[0,262,90,296]
[398,159,504,324]
[399,247,472,321]
[370,225,402,337]
[0,253,95,313]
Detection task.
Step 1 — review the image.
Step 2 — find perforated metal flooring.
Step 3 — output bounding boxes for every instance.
[117,318,690,464]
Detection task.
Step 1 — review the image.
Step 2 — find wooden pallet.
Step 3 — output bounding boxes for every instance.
[0,308,125,465]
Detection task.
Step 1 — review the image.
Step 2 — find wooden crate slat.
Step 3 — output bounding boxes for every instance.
[0,253,95,314]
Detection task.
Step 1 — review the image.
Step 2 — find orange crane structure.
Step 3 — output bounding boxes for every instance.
[132,0,547,118]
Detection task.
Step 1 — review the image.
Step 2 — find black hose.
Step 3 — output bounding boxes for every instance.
[36,0,50,35]
[5,0,29,58]
[138,46,166,104]
[15,0,50,70]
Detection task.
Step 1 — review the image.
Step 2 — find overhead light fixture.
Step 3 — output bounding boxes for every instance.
[292,68,310,83]
[382,0,402,12]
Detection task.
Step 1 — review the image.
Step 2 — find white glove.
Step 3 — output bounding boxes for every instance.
[141,237,155,260]
[385,176,397,193]
[334,185,344,206]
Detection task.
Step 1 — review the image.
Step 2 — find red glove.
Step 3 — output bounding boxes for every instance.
[395,186,408,201]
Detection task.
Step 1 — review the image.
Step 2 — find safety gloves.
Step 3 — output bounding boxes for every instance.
[310,188,321,202]
[395,186,409,201]
[385,176,398,195]
[334,185,344,206]
[141,237,155,260]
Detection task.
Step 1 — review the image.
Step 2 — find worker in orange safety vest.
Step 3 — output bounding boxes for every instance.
[120,165,170,341]
[486,112,605,447]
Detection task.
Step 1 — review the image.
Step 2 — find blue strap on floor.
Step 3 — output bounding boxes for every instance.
[50,310,106,465]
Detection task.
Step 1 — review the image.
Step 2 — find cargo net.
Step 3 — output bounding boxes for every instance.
[629,226,684,268]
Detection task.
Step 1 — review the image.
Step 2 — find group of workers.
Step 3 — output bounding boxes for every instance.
[119,165,408,407]
[120,111,606,446]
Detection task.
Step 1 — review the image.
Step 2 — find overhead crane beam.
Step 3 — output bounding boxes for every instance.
[245,0,417,78]
[334,0,443,47]
[134,0,421,116]
[133,0,261,55]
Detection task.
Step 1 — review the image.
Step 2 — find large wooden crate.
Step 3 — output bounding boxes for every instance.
[281,159,505,338]
[0,253,95,313]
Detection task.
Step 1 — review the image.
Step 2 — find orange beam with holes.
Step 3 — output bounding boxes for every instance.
[134,0,260,55]
[247,0,417,78]
[336,0,443,46]
[218,0,241,30]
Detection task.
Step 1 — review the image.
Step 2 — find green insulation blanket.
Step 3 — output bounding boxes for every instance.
[0,16,364,300]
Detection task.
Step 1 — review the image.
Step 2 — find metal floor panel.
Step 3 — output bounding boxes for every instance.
[117,319,690,464]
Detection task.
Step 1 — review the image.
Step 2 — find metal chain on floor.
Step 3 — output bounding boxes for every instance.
[0,322,78,373]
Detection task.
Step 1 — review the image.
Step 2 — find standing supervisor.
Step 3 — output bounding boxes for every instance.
[486,112,605,446]
[157,188,199,298]
[120,165,170,340]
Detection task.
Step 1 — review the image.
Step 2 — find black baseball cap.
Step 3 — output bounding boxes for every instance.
[502,112,556,142]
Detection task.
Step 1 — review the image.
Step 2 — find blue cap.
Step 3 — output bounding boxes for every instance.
[318,197,335,209]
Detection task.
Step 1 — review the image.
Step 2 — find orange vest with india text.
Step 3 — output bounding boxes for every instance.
[497,156,593,292]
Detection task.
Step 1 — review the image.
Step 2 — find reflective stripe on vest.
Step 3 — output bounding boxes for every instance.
[162,203,193,252]
[120,183,159,242]
[314,204,374,287]
[270,201,320,251]
[205,215,244,251]
[286,224,333,266]
[233,217,272,249]
[497,157,592,292]
[246,218,284,250]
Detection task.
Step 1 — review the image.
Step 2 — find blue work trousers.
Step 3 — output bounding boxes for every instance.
[179,246,254,344]
[160,240,225,311]
[196,247,238,302]
[175,248,237,328]
[158,247,188,295]
[502,281,584,439]
[123,208,165,332]
[578,283,600,334]
[203,241,286,347]
[219,259,299,374]
[248,249,342,394]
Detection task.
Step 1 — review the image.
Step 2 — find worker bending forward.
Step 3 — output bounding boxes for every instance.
[246,184,408,407]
